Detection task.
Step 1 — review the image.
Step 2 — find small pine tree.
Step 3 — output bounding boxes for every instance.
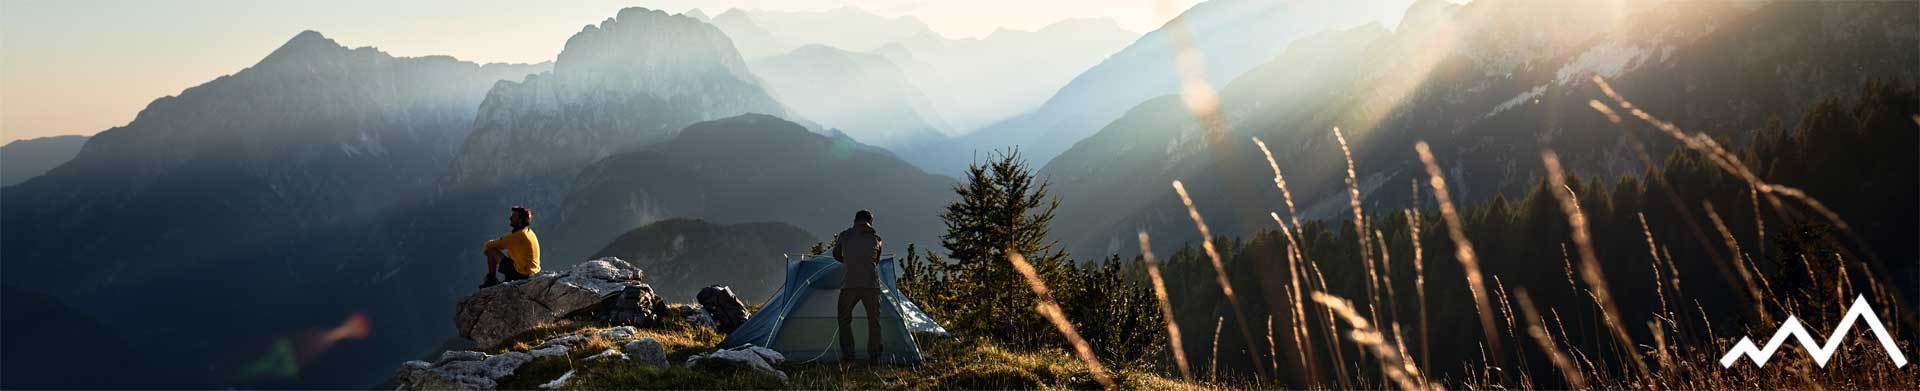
[937,149,1068,346]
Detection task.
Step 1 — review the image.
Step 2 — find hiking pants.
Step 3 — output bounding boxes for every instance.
[837,288,884,361]
[498,257,531,281]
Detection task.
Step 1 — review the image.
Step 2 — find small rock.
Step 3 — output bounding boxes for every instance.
[439,350,488,363]
[622,337,669,368]
[685,310,716,327]
[599,326,638,340]
[585,348,628,361]
[687,344,787,382]
[743,345,785,365]
[538,370,575,389]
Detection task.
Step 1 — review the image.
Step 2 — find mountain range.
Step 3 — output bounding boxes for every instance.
[710,6,1137,139]
[750,44,951,150]
[911,0,1394,176]
[0,135,88,187]
[1,0,1913,388]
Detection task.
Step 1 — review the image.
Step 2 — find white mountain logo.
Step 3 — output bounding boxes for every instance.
[1720,295,1909,368]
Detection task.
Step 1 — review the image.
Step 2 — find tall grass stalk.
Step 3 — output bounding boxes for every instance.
[1006,250,1115,389]
[1413,141,1504,372]
[1704,202,1771,323]
[1210,316,1224,383]
[1312,292,1431,391]
[1404,207,1429,372]
[1172,180,1268,384]
[1137,232,1193,382]
[1271,213,1314,382]
[1255,137,1316,382]
[1541,150,1653,384]
[1515,290,1588,390]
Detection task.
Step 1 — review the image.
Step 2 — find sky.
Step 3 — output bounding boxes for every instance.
[0,0,1424,143]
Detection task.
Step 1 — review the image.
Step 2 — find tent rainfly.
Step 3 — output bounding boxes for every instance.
[718,256,947,364]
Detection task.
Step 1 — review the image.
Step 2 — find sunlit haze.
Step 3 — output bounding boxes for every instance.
[0,0,1433,143]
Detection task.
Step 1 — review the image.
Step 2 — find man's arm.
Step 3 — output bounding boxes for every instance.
[831,234,844,262]
[873,237,884,260]
[482,236,506,274]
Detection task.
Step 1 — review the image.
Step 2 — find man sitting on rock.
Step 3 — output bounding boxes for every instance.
[480,206,541,288]
[831,210,884,364]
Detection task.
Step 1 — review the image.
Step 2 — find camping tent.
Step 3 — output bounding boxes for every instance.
[718,256,947,364]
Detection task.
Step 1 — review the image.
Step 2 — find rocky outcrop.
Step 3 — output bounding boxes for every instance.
[454,258,652,348]
[394,350,534,390]
[396,325,658,390]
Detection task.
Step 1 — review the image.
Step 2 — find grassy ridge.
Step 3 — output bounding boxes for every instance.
[481,307,1189,390]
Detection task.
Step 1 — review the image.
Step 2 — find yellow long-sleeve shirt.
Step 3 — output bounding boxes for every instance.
[483,228,540,275]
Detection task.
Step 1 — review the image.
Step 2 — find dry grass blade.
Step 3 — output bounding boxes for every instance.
[1271,213,1314,379]
[1403,208,1430,373]
[1516,290,1588,390]
[1413,141,1504,370]
[1172,180,1268,384]
[1335,128,1385,334]
[1137,232,1193,383]
[1007,250,1115,389]
[1253,137,1307,233]
[1704,202,1771,323]
[1311,292,1431,391]
[1266,314,1279,384]
[1541,150,1652,384]
[1210,316,1224,383]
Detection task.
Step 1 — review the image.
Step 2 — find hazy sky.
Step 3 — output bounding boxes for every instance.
[1,0,1424,143]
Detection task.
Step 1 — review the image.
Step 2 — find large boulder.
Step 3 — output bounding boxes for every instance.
[455,258,648,347]
[696,285,749,334]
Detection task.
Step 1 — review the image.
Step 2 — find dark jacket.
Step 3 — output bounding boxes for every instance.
[832,223,883,289]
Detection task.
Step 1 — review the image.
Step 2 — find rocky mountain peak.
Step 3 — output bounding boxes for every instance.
[445,7,789,191]
[552,7,754,94]
[255,30,352,68]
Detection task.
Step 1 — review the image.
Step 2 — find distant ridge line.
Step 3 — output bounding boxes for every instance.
[1720,295,1909,368]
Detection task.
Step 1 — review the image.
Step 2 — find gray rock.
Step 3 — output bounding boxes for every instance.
[696,285,750,333]
[684,310,716,327]
[622,337,669,368]
[455,258,646,347]
[538,370,575,390]
[529,345,570,358]
[687,344,787,382]
[479,351,532,379]
[598,326,638,341]
[585,348,628,361]
[438,350,488,363]
[396,350,529,391]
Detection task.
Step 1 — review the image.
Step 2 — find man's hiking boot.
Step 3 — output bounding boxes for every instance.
[479,272,501,289]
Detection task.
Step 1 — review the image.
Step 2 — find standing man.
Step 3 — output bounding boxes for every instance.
[832,210,884,364]
[480,206,540,288]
